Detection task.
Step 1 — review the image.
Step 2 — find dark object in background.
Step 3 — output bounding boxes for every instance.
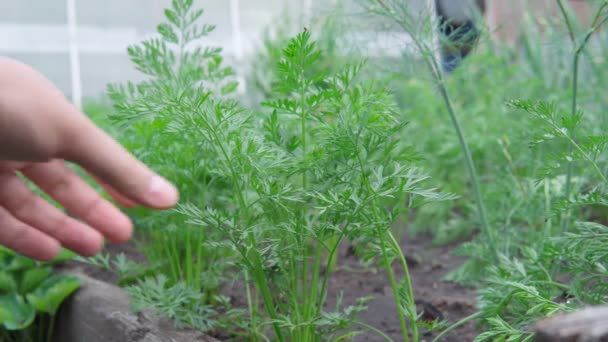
[435,0,486,73]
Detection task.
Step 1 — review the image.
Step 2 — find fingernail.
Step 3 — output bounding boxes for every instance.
[148,175,179,207]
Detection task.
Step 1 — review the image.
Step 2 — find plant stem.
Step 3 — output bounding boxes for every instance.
[557,0,608,231]
[530,280,570,290]
[203,115,284,341]
[379,231,410,342]
[354,138,414,341]
[317,229,348,313]
[432,311,483,342]
[194,228,204,294]
[165,233,181,282]
[297,39,312,341]
[248,240,283,341]
[543,178,553,241]
[433,72,496,255]
[351,321,394,342]
[304,242,323,340]
[556,0,576,44]
[561,132,608,185]
[388,232,419,341]
[369,1,496,257]
[244,271,259,342]
[185,227,193,286]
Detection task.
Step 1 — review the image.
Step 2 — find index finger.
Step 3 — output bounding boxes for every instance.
[58,112,179,210]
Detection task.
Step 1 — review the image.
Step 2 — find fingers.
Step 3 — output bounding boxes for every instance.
[0,171,104,256]
[20,160,133,243]
[87,173,137,208]
[0,205,60,261]
[0,57,177,209]
[58,116,178,210]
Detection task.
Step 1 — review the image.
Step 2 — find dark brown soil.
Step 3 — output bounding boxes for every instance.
[326,233,479,342]
[66,232,479,342]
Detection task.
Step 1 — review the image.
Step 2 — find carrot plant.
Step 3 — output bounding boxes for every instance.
[99,0,453,339]
[440,1,608,340]
[365,0,497,260]
[85,0,608,340]
[176,30,453,341]
[105,0,238,330]
[349,0,608,340]
[556,0,608,230]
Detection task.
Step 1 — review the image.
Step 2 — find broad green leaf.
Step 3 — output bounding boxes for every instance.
[0,272,17,293]
[0,294,35,330]
[0,307,12,323]
[49,249,78,264]
[19,267,52,294]
[26,275,81,315]
[0,246,15,261]
[5,255,36,272]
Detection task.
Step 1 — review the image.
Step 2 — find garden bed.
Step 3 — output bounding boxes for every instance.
[60,231,479,341]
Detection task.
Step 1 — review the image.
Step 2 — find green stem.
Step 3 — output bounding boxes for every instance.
[351,321,394,342]
[244,272,259,342]
[204,117,284,341]
[556,0,576,44]
[194,228,204,293]
[325,235,339,271]
[529,280,570,290]
[370,1,496,257]
[552,121,608,185]
[543,178,552,240]
[249,242,284,341]
[557,0,608,231]
[165,234,180,282]
[379,231,410,342]
[297,39,311,341]
[304,242,323,340]
[185,227,193,286]
[432,311,483,342]
[288,251,301,329]
[317,229,348,314]
[388,232,419,341]
[352,133,414,341]
[434,77,496,255]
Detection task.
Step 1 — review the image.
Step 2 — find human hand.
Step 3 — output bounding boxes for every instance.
[0,57,179,261]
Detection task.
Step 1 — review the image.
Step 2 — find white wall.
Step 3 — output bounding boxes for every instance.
[0,0,306,100]
[0,0,427,101]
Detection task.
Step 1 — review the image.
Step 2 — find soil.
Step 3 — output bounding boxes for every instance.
[64,232,479,342]
[325,233,479,342]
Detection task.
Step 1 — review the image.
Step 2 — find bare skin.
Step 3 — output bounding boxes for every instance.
[0,57,179,261]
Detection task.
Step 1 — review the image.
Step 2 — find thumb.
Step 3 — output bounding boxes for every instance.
[59,114,179,209]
